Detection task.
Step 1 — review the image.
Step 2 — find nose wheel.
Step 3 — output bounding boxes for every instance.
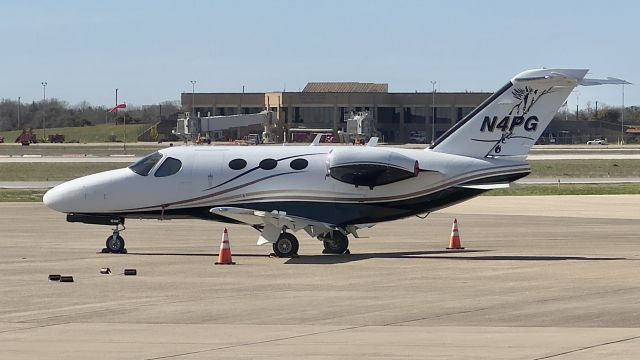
[102,224,127,254]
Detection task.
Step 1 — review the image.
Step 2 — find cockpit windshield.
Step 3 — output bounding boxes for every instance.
[129,151,163,176]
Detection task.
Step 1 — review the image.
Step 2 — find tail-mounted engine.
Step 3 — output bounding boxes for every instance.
[327,148,419,189]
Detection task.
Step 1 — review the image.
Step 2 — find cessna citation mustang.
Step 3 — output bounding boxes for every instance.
[43,69,626,257]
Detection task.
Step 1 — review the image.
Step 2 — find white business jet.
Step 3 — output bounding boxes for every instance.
[43,69,626,257]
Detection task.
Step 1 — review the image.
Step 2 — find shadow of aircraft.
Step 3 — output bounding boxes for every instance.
[123,250,627,265]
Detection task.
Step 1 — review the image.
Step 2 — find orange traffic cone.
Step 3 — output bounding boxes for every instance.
[215,228,236,265]
[446,218,465,250]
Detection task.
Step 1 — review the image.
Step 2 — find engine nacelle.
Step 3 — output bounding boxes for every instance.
[328,148,419,189]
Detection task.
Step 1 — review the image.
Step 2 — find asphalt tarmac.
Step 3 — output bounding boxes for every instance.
[1,196,640,359]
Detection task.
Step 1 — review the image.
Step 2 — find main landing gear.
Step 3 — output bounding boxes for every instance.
[103,223,127,254]
[272,232,299,258]
[320,230,350,255]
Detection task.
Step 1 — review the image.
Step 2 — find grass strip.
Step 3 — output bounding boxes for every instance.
[487,183,640,196]
[0,189,47,202]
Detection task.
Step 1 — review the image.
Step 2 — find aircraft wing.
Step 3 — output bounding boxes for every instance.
[210,207,339,245]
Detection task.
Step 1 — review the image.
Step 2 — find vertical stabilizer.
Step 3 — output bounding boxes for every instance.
[430,69,588,158]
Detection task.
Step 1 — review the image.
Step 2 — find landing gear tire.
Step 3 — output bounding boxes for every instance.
[272,232,299,258]
[105,234,126,254]
[322,231,349,254]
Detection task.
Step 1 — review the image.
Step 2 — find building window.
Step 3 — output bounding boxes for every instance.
[215,107,239,116]
[457,107,475,122]
[194,107,213,117]
[242,107,262,114]
[377,107,401,123]
[433,107,452,125]
[293,107,333,124]
[404,107,426,124]
[228,158,247,170]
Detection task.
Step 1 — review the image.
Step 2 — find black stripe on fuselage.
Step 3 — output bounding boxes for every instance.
[203,152,326,191]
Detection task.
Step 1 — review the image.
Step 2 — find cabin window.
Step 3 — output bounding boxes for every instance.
[289,158,308,170]
[155,157,182,177]
[228,158,247,170]
[259,158,277,170]
[129,152,163,176]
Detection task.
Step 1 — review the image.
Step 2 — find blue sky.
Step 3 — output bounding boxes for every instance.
[1,0,636,110]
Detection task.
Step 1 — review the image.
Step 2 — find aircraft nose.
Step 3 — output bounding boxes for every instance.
[43,182,84,213]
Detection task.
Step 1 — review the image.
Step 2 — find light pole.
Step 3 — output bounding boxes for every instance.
[621,83,625,144]
[41,81,47,141]
[115,88,118,125]
[430,81,436,144]
[17,96,21,130]
[190,80,197,116]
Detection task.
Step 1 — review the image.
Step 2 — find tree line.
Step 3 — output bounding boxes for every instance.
[555,102,640,125]
[0,98,182,131]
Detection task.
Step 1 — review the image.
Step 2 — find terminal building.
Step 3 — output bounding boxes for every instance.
[181,83,491,143]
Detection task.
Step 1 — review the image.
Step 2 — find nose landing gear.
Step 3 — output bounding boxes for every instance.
[102,224,127,254]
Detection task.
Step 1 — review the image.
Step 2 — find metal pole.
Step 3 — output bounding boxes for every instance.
[621,84,625,144]
[17,96,20,130]
[190,80,197,116]
[430,81,436,144]
[115,88,118,125]
[41,82,47,141]
[575,92,579,121]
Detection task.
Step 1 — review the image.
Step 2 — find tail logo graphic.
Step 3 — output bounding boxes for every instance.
[509,86,553,116]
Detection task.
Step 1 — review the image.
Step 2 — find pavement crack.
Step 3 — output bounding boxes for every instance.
[0,321,70,335]
[383,307,492,326]
[532,335,640,359]
[142,325,365,360]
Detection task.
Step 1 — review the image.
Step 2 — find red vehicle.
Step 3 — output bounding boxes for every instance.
[15,128,37,145]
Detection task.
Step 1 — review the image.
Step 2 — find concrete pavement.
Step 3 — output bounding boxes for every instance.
[1,197,640,359]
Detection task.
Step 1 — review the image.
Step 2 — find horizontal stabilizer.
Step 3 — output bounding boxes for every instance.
[581,77,631,86]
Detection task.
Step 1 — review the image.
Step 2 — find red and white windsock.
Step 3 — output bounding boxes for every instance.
[109,103,127,113]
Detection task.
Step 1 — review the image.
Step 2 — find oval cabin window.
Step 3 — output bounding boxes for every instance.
[289,158,308,170]
[228,158,247,170]
[259,158,278,170]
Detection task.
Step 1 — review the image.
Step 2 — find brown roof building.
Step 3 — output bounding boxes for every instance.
[181,82,491,143]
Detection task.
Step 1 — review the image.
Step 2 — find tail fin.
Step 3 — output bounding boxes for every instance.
[430,69,587,158]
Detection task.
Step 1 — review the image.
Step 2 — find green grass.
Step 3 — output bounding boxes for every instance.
[0,124,149,143]
[487,184,640,196]
[0,189,47,202]
[0,143,165,157]
[0,163,126,181]
[529,160,640,178]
